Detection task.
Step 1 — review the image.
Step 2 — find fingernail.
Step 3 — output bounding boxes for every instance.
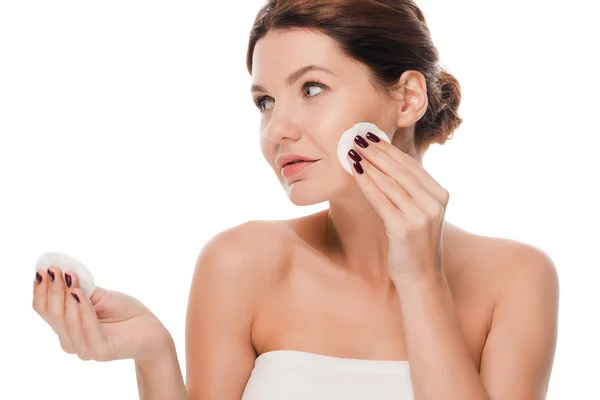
[65,273,72,288]
[47,269,55,282]
[35,272,42,284]
[354,135,369,148]
[71,293,80,303]
[366,132,380,143]
[354,162,364,174]
[348,149,362,162]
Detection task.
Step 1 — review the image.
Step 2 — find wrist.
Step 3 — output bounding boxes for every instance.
[391,268,444,287]
[134,334,187,400]
[134,331,176,368]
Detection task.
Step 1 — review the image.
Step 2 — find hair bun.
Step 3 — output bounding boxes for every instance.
[415,68,463,151]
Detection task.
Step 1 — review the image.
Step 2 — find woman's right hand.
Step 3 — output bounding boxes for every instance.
[32,265,173,363]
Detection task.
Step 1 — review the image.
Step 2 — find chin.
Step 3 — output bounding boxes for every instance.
[284,174,354,206]
[284,180,328,206]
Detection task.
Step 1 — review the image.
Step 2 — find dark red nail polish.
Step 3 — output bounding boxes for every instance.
[47,269,55,282]
[354,135,369,148]
[348,149,362,162]
[35,272,42,284]
[65,273,72,288]
[71,293,80,303]
[366,132,380,143]
[354,162,364,174]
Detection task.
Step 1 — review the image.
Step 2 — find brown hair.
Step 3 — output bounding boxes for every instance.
[246,0,463,152]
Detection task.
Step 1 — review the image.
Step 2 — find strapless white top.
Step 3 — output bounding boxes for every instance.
[241,350,414,400]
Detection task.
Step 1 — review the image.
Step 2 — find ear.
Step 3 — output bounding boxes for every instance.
[391,70,428,128]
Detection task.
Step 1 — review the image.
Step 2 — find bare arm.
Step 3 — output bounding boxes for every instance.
[479,246,559,399]
[185,223,266,399]
[135,221,270,400]
[394,243,559,400]
[397,246,558,400]
[394,269,491,399]
[135,337,188,400]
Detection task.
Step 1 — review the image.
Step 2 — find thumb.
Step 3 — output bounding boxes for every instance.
[89,286,108,306]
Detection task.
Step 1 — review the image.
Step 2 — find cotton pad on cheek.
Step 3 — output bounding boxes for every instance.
[337,122,391,174]
[35,252,96,298]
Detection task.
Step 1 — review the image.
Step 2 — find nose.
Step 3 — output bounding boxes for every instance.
[264,107,302,143]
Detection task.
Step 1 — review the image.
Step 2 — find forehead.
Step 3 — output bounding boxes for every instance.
[252,29,348,82]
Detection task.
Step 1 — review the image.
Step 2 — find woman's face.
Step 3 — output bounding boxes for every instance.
[251,28,401,206]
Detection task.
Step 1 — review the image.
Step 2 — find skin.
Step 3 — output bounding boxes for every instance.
[31,27,559,400]
[185,28,559,399]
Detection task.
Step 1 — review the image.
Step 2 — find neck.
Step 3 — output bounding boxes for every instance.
[324,188,391,285]
[323,142,440,286]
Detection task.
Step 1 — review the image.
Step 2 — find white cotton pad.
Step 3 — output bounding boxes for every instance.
[337,122,391,174]
[35,252,96,298]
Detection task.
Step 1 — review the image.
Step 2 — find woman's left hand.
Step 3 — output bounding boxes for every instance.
[347,132,450,281]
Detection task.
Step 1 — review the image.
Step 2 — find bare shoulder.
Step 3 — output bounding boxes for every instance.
[192,219,294,293]
[475,232,557,284]
[199,219,287,261]
[458,233,560,397]
[185,220,295,398]
[454,226,559,304]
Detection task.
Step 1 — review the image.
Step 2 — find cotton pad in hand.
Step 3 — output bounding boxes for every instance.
[337,122,391,174]
[35,252,96,298]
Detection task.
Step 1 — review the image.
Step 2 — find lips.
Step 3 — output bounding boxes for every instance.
[284,159,308,166]
[281,160,318,179]
[276,153,318,169]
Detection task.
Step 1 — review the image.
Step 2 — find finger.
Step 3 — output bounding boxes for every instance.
[354,133,448,204]
[45,265,66,325]
[45,266,76,353]
[32,269,48,318]
[355,153,423,218]
[353,135,431,205]
[89,286,108,307]
[64,273,92,360]
[76,287,110,361]
[348,154,405,226]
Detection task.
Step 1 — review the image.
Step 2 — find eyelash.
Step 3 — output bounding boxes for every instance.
[253,81,327,113]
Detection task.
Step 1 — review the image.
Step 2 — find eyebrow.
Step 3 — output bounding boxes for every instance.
[250,65,335,93]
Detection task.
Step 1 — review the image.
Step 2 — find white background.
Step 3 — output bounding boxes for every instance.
[1,0,598,398]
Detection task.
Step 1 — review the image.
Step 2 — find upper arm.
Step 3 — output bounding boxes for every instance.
[185,222,271,400]
[479,245,560,399]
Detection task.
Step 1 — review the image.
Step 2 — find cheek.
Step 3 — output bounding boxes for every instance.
[258,124,270,153]
[303,96,355,147]
[260,135,274,162]
[258,126,274,165]
[321,89,380,124]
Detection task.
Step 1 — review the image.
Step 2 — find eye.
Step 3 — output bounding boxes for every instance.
[254,96,274,113]
[253,81,327,113]
[303,81,326,98]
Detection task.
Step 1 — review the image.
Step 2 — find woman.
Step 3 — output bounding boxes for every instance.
[32,1,559,399]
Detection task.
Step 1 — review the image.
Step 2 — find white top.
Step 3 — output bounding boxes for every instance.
[241,350,415,400]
